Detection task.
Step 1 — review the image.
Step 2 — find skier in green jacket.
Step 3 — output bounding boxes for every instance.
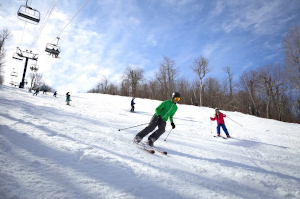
[134,92,180,146]
[66,92,71,105]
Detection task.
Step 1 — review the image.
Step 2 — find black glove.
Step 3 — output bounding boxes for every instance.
[157,115,162,123]
[171,122,175,129]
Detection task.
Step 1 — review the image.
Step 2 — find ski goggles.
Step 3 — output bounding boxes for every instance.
[173,97,180,101]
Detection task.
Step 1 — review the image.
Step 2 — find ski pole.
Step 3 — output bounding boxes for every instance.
[226,116,243,127]
[164,129,173,141]
[118,123,148,131]
[210,119,212,133]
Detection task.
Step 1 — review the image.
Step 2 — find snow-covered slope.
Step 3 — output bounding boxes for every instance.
[0,85,300,199]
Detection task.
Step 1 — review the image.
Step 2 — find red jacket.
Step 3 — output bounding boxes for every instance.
[211,112,226,125]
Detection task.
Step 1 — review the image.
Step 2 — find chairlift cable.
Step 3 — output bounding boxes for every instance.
[56,0,90,39]
[40,0,90,58]
[31,1,55,47]
[32,0,58,46]
[30,0,59,49]
[19,22,27,48]
[13,0,32,72]
[18,0,32,48]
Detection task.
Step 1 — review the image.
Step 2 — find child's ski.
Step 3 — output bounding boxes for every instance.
[214,135,227,139]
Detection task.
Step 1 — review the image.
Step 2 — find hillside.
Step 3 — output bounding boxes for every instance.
[0,85,300,199]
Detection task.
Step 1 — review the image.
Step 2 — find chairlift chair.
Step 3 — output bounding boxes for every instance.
[17,0,40,25]
[10,78,14,85]
[10,71,18,77]
[12,53,24,61]
[30,64,39,72]
[10,68,18,77]
[45,37,61,58]
[12,47,24,61]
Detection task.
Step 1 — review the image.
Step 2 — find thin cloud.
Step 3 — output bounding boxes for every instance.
[220,1,296,35]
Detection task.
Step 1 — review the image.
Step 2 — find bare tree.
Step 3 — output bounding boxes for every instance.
[257,64,287,120]
[283,25,300,90]
[177,77,191,104]
[204,77,221,108]
[239,70,260,115]
[0,28,13,84]
[120,78,130,96]
[191,55,211,106]
[123,65,144,97]
[148,79,159,99]
[95,75,109,93]
[156,62,167,100]
[107,82,119,95]
[257,66,273,118]
[155,56,178,100]
[136,80,150,99]
[222,66,234,99]
[29,73,43,89]
[191,80,199,105]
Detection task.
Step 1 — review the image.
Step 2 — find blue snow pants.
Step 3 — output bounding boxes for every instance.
[217,124,229,135]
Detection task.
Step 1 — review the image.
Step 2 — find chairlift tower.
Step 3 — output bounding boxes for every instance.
[15,47,38,88]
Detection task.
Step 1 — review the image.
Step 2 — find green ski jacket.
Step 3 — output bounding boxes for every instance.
[154,100,178,123]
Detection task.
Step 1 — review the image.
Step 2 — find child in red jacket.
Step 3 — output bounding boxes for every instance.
[210,108,230,138]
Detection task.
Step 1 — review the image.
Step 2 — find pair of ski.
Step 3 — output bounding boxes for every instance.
[214,135,228,139]
[133,140,167,155]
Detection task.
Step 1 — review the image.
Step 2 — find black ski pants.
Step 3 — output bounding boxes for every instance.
[131,105,135,112]
[136,116,166,142]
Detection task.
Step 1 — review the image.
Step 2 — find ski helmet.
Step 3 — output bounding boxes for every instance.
[215,108,219,111]
[172,92,181,100]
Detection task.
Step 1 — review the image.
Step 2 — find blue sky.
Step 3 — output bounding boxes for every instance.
[1,0,300,93]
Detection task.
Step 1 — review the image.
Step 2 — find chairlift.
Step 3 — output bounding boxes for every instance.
[10,68,18,77]
[17,0,40,25]
[30,64,39,72]
[10,78,14,85]
[12,47,23,61]
[45,37,61,58]
[12,53,23,61]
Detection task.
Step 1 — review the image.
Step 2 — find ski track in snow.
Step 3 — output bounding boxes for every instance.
[0,85,300,199]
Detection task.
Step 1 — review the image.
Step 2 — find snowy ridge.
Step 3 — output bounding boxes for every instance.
[0,85,300,199]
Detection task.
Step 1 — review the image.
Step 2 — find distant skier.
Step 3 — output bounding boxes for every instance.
[53,91,57,97]
[134,92,180,146]
[210,108,230,138]
[66,92,71,105]
[33,88,39,96]
[131,97,135,112]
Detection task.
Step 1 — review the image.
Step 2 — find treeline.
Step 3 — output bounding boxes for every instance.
[0,28,12,84]
[88,25,300,123]
[28,72,55,92]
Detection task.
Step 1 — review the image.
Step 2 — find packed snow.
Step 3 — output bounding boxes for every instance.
[0,85,300,199]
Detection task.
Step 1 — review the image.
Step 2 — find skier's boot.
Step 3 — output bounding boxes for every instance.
[227,135,231,138]
[217,134,221,137]
[146,138,154,147]
[134,136,142,143]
